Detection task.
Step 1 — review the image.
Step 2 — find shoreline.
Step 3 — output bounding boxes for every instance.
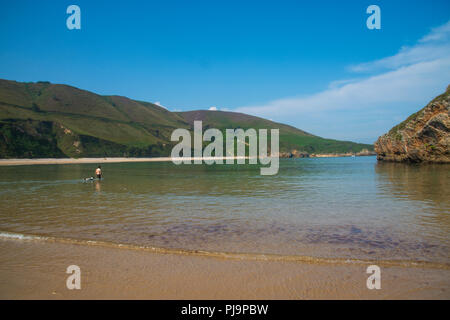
[0,157,175,166]
[2,231,447,270]
[0,155,376,166]
[1,237,449,299]
[0,156,242,166]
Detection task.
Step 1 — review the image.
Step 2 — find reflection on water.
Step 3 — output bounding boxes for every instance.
[94,181,101,193]
[0,157,449,264]
[375,162,449,204]
[375,162,450,243]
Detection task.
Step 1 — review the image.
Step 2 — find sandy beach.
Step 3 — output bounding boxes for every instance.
[0,237,449,299]
[0,157,177,166]
[0,154,375,166]
[0,157,256,166]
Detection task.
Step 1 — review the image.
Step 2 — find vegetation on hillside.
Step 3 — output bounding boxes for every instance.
[0,79,373,158]
[177,110,372,154]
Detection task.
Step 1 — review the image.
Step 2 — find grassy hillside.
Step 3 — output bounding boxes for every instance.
[177,110,373,154]
[0,79,188,157]
[0,79,373,158]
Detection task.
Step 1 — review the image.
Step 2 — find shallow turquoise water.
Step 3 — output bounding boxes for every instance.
[0,156,449,263]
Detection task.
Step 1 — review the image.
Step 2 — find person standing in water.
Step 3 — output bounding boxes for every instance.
[95,165,102,179]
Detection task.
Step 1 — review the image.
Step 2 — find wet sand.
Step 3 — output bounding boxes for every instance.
[0,156,251,166]
[0,155,368,166]
[0,157,192,166]
[0,238,449,299]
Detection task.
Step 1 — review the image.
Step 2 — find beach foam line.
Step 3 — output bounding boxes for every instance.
[0,232,40,240]
[1,231,449,270]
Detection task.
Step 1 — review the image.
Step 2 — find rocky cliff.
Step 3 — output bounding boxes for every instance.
[375,85,450,163]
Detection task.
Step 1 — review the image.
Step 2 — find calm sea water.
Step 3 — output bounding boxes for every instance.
[0,156,449,264]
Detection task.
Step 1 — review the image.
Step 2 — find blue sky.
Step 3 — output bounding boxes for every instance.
[0,0,449,143]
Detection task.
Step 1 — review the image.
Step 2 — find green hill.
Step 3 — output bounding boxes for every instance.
[177,110,373,154]
[0,79,373,158]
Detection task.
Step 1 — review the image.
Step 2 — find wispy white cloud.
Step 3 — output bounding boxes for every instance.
[154,101,168,109]
[234,20,450,143]
[327,78,361,89]
[349,44,450,73]
[350,21,450,73]
[208,106,218,111]
[419,20,450,43]
[239,58,450,115]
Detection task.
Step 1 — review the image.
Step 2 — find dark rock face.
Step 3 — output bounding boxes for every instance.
[375,85,450,163]
[279,150,310,158]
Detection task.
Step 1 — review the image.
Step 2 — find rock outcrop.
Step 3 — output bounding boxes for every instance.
[280,149,310,158]
[375,85,450,163]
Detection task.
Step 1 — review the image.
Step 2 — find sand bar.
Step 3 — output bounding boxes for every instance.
[0,156,251,166]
